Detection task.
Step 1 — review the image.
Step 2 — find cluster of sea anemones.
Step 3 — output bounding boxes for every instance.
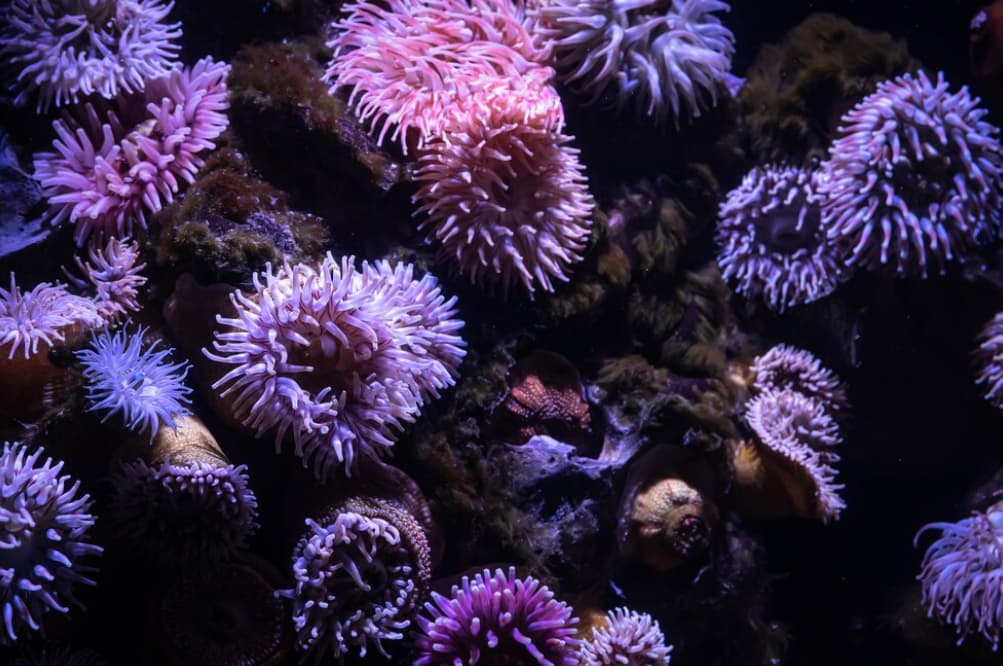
[203,254,466,477]
[328,0,596,297]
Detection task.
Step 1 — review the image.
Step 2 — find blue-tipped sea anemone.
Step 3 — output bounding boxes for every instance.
[0,442,102,644]
[820,71,1003,277]
[717,165,845,311]
[915,500,1003,649]
[76,326,192,441]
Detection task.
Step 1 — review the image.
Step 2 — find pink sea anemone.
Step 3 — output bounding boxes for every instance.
[0,0,181,112]
[414,83,594,297]
[327,0,558,152]
[412,566,580,665]
[579,607,672,666]
[0,274,102,360]
[915,499,1003,649]
[32,57,230,247]
[532,0,735,126]
[76,237,147,323]
[203,255,466,478]
[744,388,845,522]
[750,344,847,412]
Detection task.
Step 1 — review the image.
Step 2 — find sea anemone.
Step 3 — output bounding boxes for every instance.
[915,500,1003,649]
[280,497,431,659]
[75,237,146,323]
[327,0,557,152]
[32,57,230,246]
[532,0,735,126]
[750,344,848,412]
[76,326,193,441]
[741,388,845,521]
[109,415,258,567]
[0,442,103,645]
[716,165,846,311]
[151,556,291,666]
[819,71,1003,277]
[0,0,181,112]
[414,84,594,297]
[203,255,465,477]
[412,566,580,666]
[580,607,672,666]
[975,310,1003,409]
[1,275,103,360]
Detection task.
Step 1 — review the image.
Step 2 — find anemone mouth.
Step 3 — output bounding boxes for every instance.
[891,154,950,212]
[155,558,289,666]
[672,513,710,557]
[755,201,821,254]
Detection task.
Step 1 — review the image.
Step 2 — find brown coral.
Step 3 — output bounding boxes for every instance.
[494,350,592,451]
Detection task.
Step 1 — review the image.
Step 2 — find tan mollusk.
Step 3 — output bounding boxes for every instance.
[617,445,719,571]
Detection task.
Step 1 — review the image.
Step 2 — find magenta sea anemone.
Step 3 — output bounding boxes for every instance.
[750,344,847,412]
[0,442,102,645]
[744,388,845,522]
[76,237,147,323]
[975,310,1003,409]
[204,255,466,477]
[32,57,230,247]
[327,0,557,152]
[532,0,735,126]
[717,165,846,311]
[109,458,258,566]
[1,275,103,360]
[0,0,181,112]
[414,84,594,297]
[412,566,580,666]
[76,326,193,441]
[820,71,1003,277]
[580,607,672,666]
[915,500,1003,649]
[280,497,431,659]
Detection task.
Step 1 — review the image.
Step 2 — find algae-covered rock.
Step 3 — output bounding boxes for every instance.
[154,147,328,286]
[740,13,919,164]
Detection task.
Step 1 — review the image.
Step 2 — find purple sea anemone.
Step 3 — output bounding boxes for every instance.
[744,388,845,522]
[975,310,1003,408]
[109,458,258,566]
[915,500,1003,649]
[819,71,1003,277]
[580,607,672,666]
[414,84,594,297]
[0,442,102,645]
[717,165,846,311]
[412,566,580,666]
[279,497,431,659]
[0,0,181,112]
[76,326,193,441]
[75,237,146,323]
[327,0,557,152]
[203,254,465,477]
[32,57,230,246]
[532,0,735,126]
[0,275,103,360]
[750,344,847,412]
